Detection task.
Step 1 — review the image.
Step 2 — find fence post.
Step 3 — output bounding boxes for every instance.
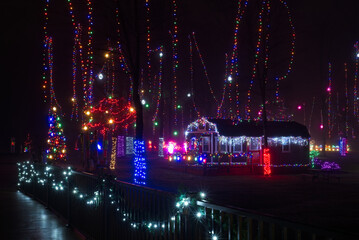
[258,220,264,240]
[282,227,288,240]
[247,218,253,240]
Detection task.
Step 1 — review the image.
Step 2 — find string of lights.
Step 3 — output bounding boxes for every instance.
[327,62,332,139]
[171,0,179,126]
[145,0,152,97]
[66,0,81,121]
[344,63,349,137]
[18,162,218,239]
[85,0,94,107]
[134,140,147,185]
[246,0,266,120]
[189,35,201,118]
[217,53,229,118]
[276,0,296,82]
[114,8,133,103]
[152,46,163,132]
[192,32,218,104]
[354,41,359,123]
[111,53,116,97]
[42,0,50,103]
[229,0,249,119]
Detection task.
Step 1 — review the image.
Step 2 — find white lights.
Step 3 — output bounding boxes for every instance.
[98,73,104,80]
[200,192,206,199]
[227,75,232,82]
[141,99,146,105]
[187,93,191,97]
[159,52,163,57]
[18,162,216,237]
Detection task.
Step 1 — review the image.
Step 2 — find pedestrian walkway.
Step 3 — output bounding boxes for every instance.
[0,154,82,240]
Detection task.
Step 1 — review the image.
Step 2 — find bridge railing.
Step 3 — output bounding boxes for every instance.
[17,161,354,240]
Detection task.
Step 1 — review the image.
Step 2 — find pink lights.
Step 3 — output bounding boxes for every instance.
[167,141,176,154]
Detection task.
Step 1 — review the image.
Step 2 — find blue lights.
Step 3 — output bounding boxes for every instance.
[134,140,147,185]
[97,143,102,151]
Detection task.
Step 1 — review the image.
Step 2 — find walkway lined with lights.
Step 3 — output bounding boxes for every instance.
[0,154,82,240]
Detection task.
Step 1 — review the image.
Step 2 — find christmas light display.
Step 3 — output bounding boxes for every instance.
[110,137,117,170]
[339,137,348,157]
[192,32,218,104]
[327,62,332,138]
[18,161,216,238]
[217,53,229,118]
[151,46,163,132]
[114,7,133,103]
[189,35,201,118]
[158,138,164,157]
[42,34,67,161]
[309,150,320,168]
[46,108,67,161]
[117,136,125,157]
[110,52,116,97]
[263,148,271,175]
[65,0,81,121]
[275,0,296,81]
[145,0,152,94]
[85,0,94,107]
[126,137,134,155]
[354,41,359,122]
[226,0,249,119]
[186,118,218,134]
[171,0,179,126]
[70,24,83,122]
[310,144,350,152]
[214,0,296,120]
[42,0,50,103]
[246,1,266,120]
[344,63,349,137]
[133,140,146,185]
[83,97,136,133]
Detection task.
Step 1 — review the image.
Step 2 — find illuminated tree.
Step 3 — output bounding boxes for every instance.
[83,97,136,133]
[46,107,67,161]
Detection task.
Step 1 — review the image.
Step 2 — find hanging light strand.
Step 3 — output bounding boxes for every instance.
[189,35,201,118]
[217,53,229,118]
[192,32,218,104]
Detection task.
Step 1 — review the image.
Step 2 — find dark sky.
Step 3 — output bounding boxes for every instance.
[1,0,358,152]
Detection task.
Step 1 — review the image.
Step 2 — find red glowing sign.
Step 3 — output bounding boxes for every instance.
[263,148,271,175]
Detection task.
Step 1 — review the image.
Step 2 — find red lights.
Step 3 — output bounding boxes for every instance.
[263,148,271,175]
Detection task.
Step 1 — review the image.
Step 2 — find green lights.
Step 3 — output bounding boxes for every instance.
[154,122,158,126]
[173,131,178,136]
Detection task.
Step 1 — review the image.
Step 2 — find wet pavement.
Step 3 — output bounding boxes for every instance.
[0,154,82,240]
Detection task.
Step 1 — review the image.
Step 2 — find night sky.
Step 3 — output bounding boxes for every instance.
[1,0,359,152]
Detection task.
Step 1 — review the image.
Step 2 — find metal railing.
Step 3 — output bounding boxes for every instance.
[17,161,355,240]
